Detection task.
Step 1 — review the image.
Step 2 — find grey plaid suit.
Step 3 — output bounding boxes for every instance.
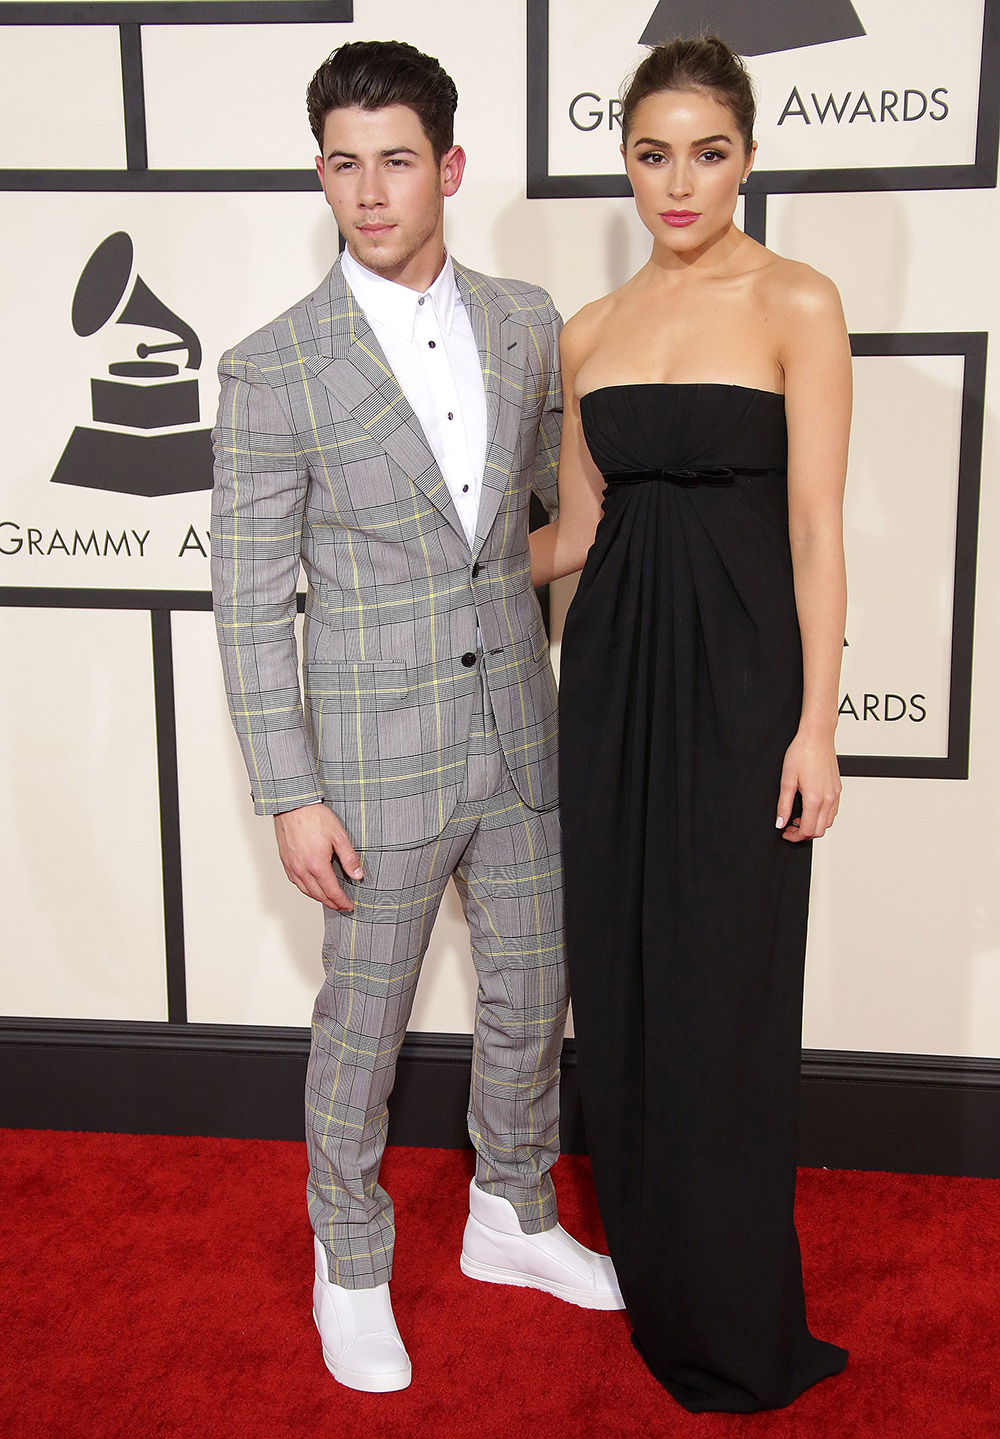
[212,255,568,1287]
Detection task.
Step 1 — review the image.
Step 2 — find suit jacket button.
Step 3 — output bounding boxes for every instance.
[461,652,477,667]
[471,562,481,578]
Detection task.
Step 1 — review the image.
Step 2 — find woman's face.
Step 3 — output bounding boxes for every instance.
[623,87,755,254]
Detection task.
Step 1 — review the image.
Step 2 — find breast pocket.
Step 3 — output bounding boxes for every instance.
[527,614,550,664]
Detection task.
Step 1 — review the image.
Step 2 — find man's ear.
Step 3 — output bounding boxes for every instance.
[441,144,466,198]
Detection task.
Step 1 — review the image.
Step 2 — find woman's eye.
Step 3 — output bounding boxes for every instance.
[700,149,726,163]
[640,151,666,164]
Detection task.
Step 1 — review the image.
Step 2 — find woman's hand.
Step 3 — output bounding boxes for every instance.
[776,729,841,841]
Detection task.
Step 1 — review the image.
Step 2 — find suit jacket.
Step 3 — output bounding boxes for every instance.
[211,254,563,849]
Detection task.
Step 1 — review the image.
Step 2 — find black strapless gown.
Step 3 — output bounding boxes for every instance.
[559,384,848,1413]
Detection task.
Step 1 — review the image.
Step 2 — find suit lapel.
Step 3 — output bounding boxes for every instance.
[453,264,519,554]
[302,258,467,544]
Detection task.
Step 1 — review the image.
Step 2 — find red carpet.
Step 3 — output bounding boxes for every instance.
[2,1130,998,1438]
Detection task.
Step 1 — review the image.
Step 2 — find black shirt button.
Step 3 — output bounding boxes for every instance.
[462,484,469,492]
[428,340,436,348]
[471,562,481,578]
[447,411,454,420]
[461,652,477,667]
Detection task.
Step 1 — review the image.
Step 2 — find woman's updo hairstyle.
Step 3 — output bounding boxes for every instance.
[621,35,756,153]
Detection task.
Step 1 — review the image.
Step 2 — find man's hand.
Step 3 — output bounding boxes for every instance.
[273,803,363,911]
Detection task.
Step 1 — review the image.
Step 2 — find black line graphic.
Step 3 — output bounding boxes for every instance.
[0,0,352,191]
[119,23,148,171]
[743,191,767,244]
[0,588,214,610]
[0,170,321,192]
[151,608,187,1023]
[0,589,310,612]
[0,2,353,22]
[839,332,987,781]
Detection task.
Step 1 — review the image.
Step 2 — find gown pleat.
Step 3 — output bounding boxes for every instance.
[558,384,848,1413]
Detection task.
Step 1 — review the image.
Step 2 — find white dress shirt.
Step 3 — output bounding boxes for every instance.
[341,247,488,548]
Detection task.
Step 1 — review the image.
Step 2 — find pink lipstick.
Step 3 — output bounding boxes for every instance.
[661,210,700,227]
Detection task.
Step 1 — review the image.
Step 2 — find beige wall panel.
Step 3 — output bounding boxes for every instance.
[804,759,1000,1057]
[144,1,535,173]
[138,0,673,325]
[838,353,963,759]
[172,606,324,1027]
[766,189,1000,335]
[405,888,479,1035]
[173,610,479,1031]
[768,188,1000,1056]
[0,607,166,1019]
[0,192,339,592]
[0,26,125,169]
[142,22,348,170]
[546,0,983,178]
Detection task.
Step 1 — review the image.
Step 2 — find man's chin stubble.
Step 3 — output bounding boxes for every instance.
[357,246,407,273]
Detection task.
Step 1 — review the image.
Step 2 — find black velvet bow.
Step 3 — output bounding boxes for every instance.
[605,466,735,487]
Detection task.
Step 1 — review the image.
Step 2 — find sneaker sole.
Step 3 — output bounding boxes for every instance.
[459,1252,625,1311]
[312,1309,412,1392]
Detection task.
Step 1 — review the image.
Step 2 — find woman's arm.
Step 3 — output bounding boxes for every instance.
[776,267,852,842]
[529,315,607,586]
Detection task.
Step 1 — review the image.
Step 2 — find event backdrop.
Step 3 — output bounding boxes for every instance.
[1,1,998,1074]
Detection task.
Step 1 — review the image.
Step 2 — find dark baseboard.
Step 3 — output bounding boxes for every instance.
[2,1019,1000,1176]
[798,1049,1000,1177]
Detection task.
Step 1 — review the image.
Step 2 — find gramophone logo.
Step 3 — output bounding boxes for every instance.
[51,232,214,498]
[638,0,866,54]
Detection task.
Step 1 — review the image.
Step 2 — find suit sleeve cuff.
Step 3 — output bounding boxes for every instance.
[252,789,325,817]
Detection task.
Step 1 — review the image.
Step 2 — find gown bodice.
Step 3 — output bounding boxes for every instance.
[580,382,787,478]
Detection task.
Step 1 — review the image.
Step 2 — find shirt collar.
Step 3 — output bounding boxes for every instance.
[341,247,458,341]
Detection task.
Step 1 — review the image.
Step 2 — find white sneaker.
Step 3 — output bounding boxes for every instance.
[312,1237,411,1392]
[460,1179,625,1311]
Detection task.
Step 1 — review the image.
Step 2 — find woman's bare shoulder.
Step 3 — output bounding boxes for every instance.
[560,291,619,360]
[755,252,845,320]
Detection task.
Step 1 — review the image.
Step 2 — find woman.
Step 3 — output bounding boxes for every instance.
[531,36,850,1414]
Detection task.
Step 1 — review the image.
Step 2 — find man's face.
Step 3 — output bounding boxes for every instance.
[316,104,465,284]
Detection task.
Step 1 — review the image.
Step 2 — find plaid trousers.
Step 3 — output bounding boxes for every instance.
[305,672,569,1289]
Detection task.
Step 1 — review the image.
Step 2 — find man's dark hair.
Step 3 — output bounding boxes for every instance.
[307,40,458,160]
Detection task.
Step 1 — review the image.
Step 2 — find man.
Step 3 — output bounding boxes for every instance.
[211,40,622,1394]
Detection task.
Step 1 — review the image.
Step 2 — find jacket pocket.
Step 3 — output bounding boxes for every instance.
[303,660,410,711]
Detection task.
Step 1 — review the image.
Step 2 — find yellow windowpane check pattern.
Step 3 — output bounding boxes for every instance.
[211,256,562,848]
[305,681,567,1287]
[211,255,568,1286]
